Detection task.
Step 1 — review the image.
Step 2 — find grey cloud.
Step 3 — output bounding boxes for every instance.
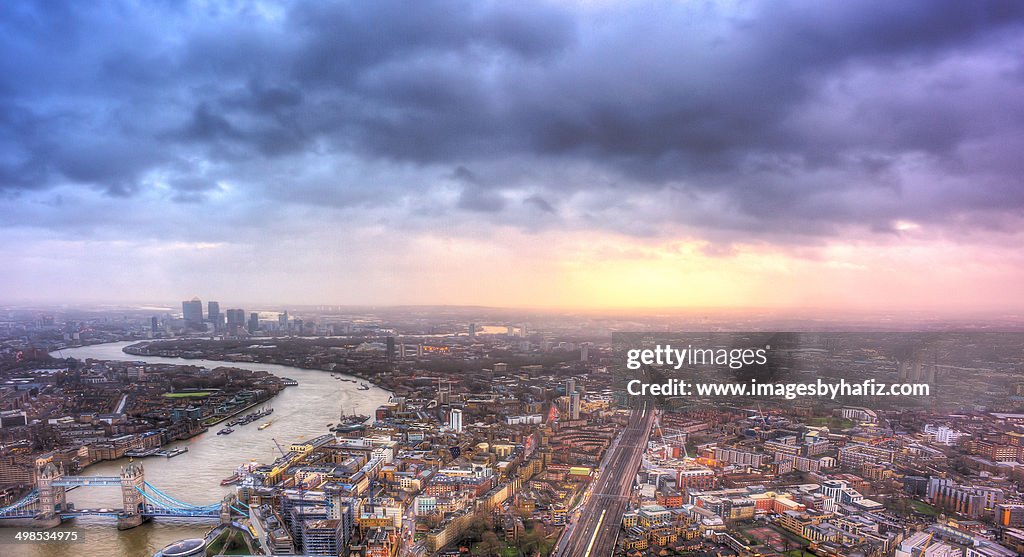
[288,0,575,84]
[167,176,220,204]
[457,186,505,213]
[1,0,1023,243]
[180,103,242,142]
[452,166,505,213]
[524,195,555,214]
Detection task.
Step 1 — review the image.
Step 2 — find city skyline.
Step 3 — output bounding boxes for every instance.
[5,311,1024,556]
[3,2,1024,311]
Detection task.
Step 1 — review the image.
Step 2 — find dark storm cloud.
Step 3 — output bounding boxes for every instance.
[288,0,574,84]
[1,0,1023,241]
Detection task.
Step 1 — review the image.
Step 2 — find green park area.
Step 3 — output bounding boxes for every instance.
[910,500,939,516]
[163,391,212,398]
[206,530,248,555]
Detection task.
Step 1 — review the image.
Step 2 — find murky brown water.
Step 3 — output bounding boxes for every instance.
[6,341,390,557]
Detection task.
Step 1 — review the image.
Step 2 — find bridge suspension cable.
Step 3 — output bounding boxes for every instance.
[141,482,218,508]
[0,490,38,516]
[138,483,219,511]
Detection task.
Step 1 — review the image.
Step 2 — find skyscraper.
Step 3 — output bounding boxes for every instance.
[207,301,221,330]
[569,390,581,420]
[468,323,476,337]
[226,309,246,329]
[386,336,396,367]
[450,408,463,433]
[182,298,203,327]
[248,312,260,333]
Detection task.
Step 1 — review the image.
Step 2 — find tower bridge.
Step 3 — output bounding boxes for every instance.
[0,461,247,529]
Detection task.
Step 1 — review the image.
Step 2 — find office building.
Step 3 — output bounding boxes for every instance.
[998,503,1024,527]
[0,410,29,428]
[709,447,768,468]
[207,301,220,329]
[226,309,246,329]
[301,519,344,555]
[182,298,203,327]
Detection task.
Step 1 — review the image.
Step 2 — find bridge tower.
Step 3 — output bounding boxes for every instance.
[117,460,148,530]
[220,494,233,525]
[34,462,65,528]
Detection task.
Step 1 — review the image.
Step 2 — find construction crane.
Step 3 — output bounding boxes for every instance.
[921,531,935,552]
[665,431,689,459]
[270,438,287,457]
[652,412,690,462]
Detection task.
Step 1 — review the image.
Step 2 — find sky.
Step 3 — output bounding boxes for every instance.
[2,1,1024,312]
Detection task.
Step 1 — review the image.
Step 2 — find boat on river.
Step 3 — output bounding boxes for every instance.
[220,460,259,485]
[332,411,370,433]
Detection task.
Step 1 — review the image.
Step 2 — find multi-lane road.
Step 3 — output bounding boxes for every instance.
[554,402,655,557]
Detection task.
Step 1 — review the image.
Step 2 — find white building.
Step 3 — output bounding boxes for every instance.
[450,408,463,433]
[924,424,967,446]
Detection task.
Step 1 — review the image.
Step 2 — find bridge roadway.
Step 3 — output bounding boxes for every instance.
[554,402,654,557]
[53,476,121,487]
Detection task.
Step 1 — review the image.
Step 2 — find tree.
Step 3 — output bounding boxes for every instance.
[466,513,492,542]
[474,531,503,556]
[519,527,546,555]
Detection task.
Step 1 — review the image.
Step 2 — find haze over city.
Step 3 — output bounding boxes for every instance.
[3,1,1024,311]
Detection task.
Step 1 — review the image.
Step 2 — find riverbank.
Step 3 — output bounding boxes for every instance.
[202,398,276,427]
[121,338,393,395]
[13,341,393,557]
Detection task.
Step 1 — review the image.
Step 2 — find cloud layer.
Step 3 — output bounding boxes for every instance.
[2,1,1024,308]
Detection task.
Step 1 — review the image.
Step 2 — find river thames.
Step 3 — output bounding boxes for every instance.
[7,341,391,557]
